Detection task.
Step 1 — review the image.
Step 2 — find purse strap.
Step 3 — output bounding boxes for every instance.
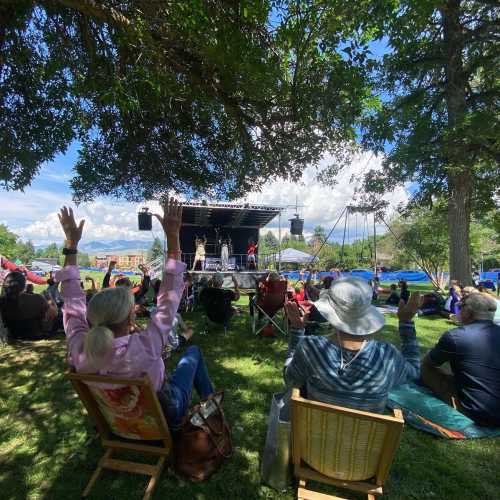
[194,397,233,459]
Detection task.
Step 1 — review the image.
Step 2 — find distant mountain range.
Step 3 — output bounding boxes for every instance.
[79,240,153,255]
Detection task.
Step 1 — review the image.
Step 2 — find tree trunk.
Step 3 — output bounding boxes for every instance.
[448,173,472,285]
[442,0,472,285]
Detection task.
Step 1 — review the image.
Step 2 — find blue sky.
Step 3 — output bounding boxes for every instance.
[0,143,409,246]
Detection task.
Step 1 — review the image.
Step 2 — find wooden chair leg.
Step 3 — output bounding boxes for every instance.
[83,449,113,497]
[143,456,166,500]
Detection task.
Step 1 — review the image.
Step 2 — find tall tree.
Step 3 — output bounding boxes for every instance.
[358,0,499,285]
[147,237,164,262]
[310,225,326,251]
[0,1,378,201]
[0,224,19,259]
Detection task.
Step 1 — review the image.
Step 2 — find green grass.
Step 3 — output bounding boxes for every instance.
[1,298,499,499]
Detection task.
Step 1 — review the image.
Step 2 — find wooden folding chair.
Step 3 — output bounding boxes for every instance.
[291,389,404,500]
[67,371,173,500]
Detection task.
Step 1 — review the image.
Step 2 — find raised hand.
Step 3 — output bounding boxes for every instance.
[154,197,182,253]
[284,300,305,329]
[397,292,422,323]
[58,206,85,248]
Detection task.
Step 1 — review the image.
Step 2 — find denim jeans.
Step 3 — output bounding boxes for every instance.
[157,345,214,429]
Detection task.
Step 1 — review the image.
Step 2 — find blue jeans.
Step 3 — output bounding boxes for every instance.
[157,345,214,429]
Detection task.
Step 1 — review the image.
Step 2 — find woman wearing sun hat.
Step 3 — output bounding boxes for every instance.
[284,276,421,413]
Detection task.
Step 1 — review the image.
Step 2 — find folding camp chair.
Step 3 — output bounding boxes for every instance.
[66,371,173,500]
[291,388,404,500]
[250,279,288,336]
[199,287,234,334]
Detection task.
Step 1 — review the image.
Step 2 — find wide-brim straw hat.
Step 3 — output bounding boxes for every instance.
[315,276,385,336]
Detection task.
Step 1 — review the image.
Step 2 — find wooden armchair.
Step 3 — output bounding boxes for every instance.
[67,371,173,500]
[291,389,404,500]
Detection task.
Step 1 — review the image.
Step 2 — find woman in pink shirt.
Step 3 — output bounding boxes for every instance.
[55,198,214,429]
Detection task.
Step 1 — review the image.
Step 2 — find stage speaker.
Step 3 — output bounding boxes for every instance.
[138,207,152,231]
[290,216,304,235]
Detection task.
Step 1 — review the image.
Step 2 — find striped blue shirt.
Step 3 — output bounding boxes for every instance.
[284,322,420,413]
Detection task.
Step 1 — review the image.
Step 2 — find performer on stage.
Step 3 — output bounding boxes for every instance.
[247,240,258,270]
[220,237,231,271]
[192,235,207,271]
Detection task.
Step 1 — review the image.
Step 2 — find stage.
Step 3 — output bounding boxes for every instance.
[190,270,268,289]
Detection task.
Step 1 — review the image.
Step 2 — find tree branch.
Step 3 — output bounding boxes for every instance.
[55,0,132,27]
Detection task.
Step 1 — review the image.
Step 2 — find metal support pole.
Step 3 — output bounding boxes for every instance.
[373,214,377,277]
[278,210,282,272]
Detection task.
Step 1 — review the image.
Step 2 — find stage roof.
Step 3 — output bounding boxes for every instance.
[181,202,282,229]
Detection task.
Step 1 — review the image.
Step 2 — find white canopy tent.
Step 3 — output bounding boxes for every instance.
[264,247,318,267]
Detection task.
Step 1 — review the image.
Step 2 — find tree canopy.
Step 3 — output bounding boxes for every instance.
[356,0,499,284]
[1,0,380,201]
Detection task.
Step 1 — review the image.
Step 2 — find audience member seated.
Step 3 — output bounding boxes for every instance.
[25,283,34,294]
[44,277,63,307]
[284,277,421,413]
[55,200,215,430]
[199,273,240,330]
[444,281,462,316]
[0,271,58,340]
[479,279,496,292]
[304,271,320,302]
[163,313,194,360]
[399,279,410,304]
[84,276,98,303]
[421,293,500,427]
[418,291,445,316]
[293,285,305,303]
[385,284,400,305]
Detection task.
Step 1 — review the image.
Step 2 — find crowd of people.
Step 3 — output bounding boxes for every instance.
[1,201,499,441]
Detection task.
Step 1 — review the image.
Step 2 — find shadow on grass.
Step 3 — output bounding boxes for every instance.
[1,310,499,500]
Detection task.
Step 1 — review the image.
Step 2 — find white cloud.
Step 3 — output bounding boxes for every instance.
[251,151,409,242]
[1,150,408,245]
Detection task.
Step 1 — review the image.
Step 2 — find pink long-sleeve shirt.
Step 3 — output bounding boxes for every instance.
[55,258,186,391]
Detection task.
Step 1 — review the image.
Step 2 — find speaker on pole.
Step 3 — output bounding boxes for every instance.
[290,214,304,236]
[138,207,152,231]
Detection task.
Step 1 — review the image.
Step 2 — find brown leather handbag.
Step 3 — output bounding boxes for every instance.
[174,391,233,482]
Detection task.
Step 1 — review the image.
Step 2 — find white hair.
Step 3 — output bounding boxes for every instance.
[463,293,497,321]
[85,287,134,366]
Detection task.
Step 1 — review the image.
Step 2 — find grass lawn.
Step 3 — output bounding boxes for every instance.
[1,289,499,499]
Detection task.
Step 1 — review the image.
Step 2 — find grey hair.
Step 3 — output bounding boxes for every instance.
[85,287,135,365]
[463,293,498,321]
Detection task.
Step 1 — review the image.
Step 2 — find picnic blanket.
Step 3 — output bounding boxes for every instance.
[388,383,500,439]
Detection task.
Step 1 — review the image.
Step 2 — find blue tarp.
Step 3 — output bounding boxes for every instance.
[79,267,139,276]
[279,270,500,283]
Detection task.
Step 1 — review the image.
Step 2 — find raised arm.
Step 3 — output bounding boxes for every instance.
[55,207,88,368]
[102,260,116,289]
[134,264,151,302]
[391,293,422,386]
[137,198,186,355]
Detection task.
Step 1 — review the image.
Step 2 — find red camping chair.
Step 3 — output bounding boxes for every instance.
[250,279,288,336]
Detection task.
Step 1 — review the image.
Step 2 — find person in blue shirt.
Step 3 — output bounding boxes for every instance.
[284,277,421,413]
[422,292,500,427]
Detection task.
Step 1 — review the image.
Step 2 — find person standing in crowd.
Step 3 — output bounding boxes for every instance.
[247,240,258,270]
[192,236,207,271]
